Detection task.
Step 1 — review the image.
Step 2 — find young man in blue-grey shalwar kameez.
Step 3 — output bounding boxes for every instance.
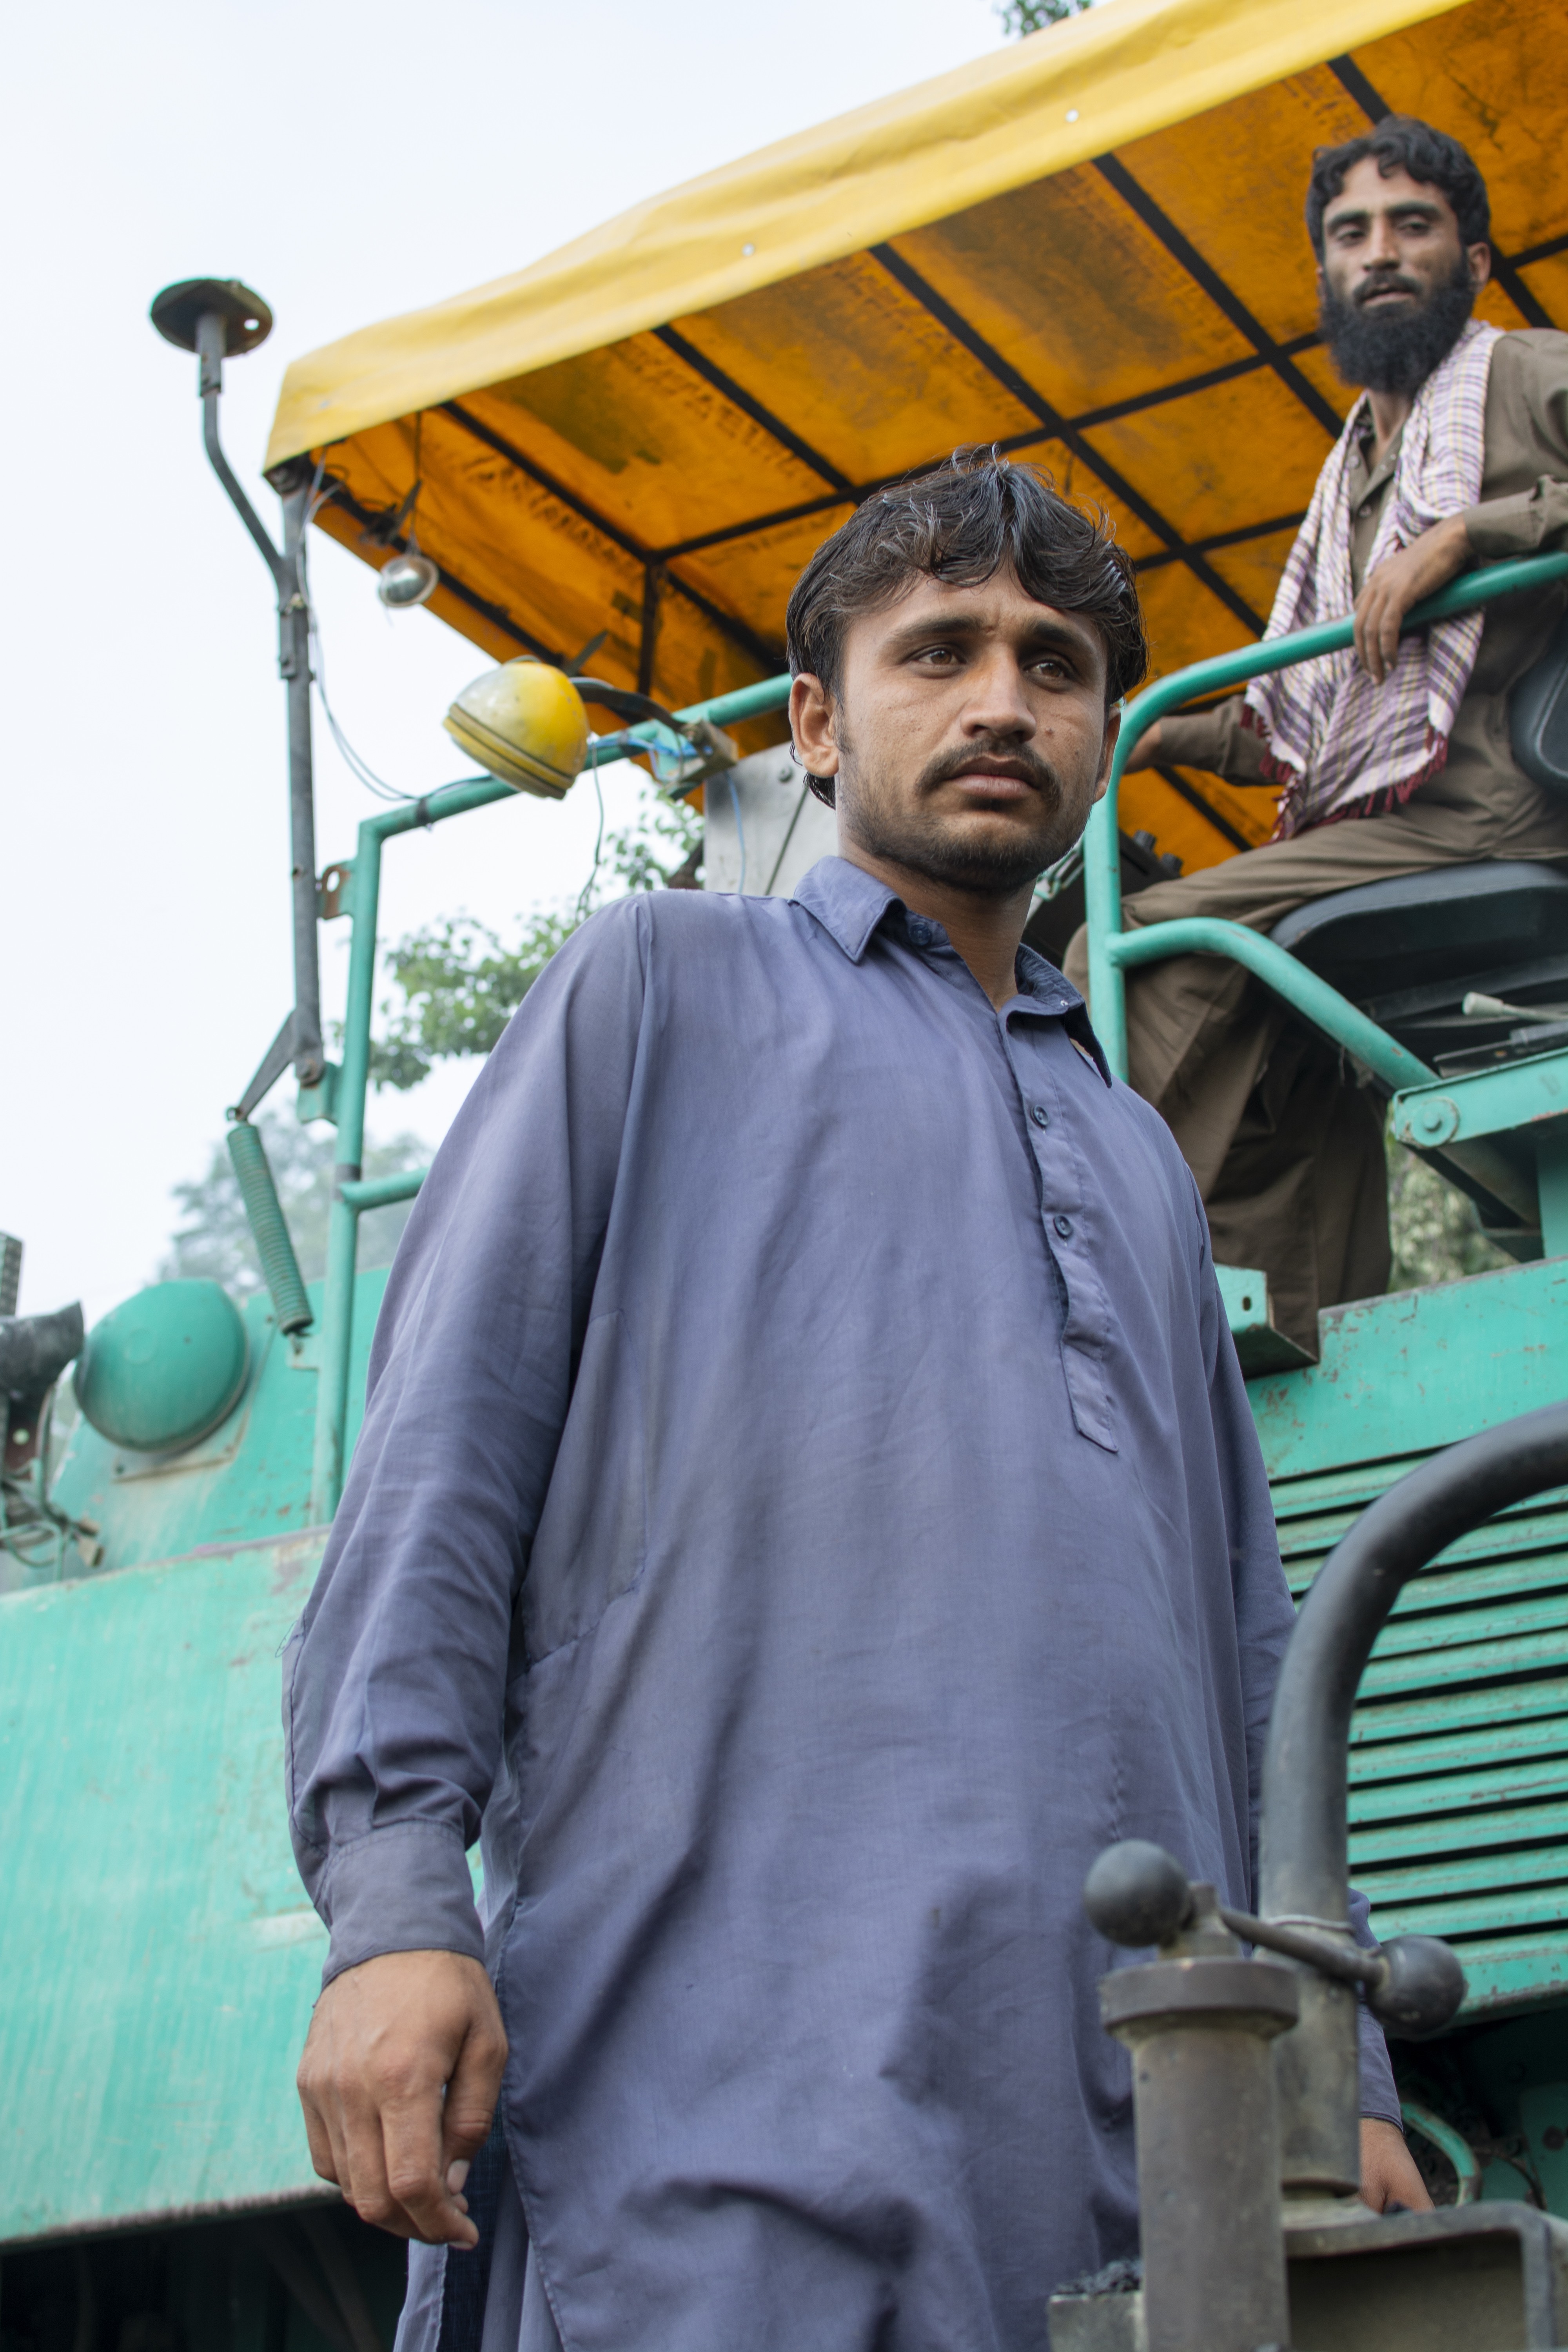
[285,455,1426,2352]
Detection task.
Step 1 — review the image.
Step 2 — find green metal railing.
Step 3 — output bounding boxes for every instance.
[307,670,793,1520]
[1085,551,1568,1077]
[307,549,1568,1520]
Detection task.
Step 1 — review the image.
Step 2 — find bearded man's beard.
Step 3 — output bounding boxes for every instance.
[1320,257,1477,397]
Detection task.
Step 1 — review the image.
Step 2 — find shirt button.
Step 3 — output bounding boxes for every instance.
[1054,1214,1073,1239]
[1031,1103,1051,1129]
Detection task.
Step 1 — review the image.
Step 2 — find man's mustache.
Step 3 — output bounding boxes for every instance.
[916,743,1063,799]
[1355,272,1423,307]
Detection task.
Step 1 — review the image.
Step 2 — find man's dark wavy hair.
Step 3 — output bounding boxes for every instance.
[785,452,1147,804]
[1305,116,1490,257]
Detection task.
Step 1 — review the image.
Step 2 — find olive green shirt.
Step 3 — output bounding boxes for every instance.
[1160,329,1568,829]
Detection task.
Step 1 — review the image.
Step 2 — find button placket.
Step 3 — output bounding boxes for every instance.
[1006,1015,1118,1451]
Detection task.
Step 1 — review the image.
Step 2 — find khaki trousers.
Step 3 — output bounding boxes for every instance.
[1063,756,1568,1351]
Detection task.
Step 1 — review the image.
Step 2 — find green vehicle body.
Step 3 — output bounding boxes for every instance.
[4,557,1568,2345]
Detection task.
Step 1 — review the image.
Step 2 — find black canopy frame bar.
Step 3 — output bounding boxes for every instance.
[650,340,1325,564]
[868,240,1268,634]
[440,398,784,675]
[1090,154,1345,437]
[1154,765,1254,852]
[652,324,853,493]
[320,477,564,662]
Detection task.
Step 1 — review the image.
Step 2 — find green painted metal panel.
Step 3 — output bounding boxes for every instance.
[1368,1589,1568,1663]
[1350,1713,1568,1787]
[1351,1798,1568,1868]
[1252,1258,1568,2020]
[1359,1626,1568,1700]
[17,1268,392,1590]
[1437,1937,1568,2014]
[0,1531,330,2244]
[1372,1882,1568,1939]
[1391,1047,1568,1153]
[1349,1676,1568,1748]
[1358,1844,1568,1905]
[1350,1755,1568,1826]
[1249,1259,1568,1485]
[1279,1499,1568,1579]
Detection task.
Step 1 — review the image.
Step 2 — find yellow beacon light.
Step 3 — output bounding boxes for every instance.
[443,658,590,800]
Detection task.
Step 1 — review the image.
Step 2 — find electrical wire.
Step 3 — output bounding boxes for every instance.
[0,1386,97,1580]
[727,771,748,896]
[296,474,422,805]
[575,756,607,922]
[295,475,673,917]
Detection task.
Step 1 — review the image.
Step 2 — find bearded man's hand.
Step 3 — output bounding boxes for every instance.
[1354,514,1472,684]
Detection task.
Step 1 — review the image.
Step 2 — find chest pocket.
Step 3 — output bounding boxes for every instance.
[523,1310,648,1661]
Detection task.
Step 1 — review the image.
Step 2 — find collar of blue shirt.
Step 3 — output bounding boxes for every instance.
[791,856,1111,1085]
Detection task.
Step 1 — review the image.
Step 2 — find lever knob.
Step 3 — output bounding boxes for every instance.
[1083,1840,1195,1949]
[1367,1935,1466,2040]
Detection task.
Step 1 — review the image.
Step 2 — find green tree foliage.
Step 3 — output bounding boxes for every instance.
[997,0,1092,36]
[162,1114,428,1296]
[1386,1126,1510,1293]
[368,791,702,1092]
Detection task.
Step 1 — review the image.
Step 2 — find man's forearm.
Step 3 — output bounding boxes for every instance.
[1464,476,1568,560]
[1144,698,1271,785]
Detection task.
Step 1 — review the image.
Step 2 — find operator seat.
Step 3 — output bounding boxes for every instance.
[1269,860,1568,1067]
[1270,859,1568,1254]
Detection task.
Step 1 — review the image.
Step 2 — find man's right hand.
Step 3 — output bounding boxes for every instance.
[296,1949,508,2246]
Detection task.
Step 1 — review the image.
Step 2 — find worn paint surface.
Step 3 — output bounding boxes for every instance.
[0,1265,393,2246]
[0,1529,329,2243]
[1252,1259,1568,2020]
[27,1269,392,1588]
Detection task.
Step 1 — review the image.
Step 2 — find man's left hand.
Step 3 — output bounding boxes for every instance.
[1353,515,1471,684]
[1361,2117,1434,2212]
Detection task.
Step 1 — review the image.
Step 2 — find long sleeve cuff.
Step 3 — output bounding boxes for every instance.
[316,1820,485,1990]
[1157,697,1272,785]
[1463,478,1568,561]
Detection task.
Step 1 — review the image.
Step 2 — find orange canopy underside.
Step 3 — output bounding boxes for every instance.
[274,0,1565,872]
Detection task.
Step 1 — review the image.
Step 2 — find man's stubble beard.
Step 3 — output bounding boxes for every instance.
[1320,256,1476,397]
[835,725,1093,897]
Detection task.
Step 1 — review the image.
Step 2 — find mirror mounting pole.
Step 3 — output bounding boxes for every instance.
[192,304,323,1090]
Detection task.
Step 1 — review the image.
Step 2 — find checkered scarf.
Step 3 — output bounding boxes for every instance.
[1243,318,1500,839]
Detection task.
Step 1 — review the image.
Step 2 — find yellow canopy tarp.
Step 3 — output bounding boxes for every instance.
[269,0,1566,869]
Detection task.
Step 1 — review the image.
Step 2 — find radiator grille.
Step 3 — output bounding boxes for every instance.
[1274,1455,1568,2015]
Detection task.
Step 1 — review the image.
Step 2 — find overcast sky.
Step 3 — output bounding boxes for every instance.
[2,0,1009,1323]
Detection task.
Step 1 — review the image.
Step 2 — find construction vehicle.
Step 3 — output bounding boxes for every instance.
[3,0,1566,2341]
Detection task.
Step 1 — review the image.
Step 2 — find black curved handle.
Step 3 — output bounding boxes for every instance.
[1259,1401,1568,1934]
[568,678,684,732]
[1085,1838,1465,2036]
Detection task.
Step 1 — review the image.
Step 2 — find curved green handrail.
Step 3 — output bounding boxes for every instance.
[1085,550,1568,1077]
[1399,2100,1482,2204]
[1109,918,1435,1094]
[308,671,793,1518]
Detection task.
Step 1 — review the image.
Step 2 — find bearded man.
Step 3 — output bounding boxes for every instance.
[1066,116,1568,1352]
[284,457,1419,2352]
